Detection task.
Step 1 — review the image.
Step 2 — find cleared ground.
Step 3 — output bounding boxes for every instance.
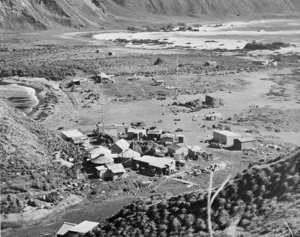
[1,27,300,236]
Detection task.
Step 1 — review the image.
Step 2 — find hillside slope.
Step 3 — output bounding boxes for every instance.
[0,0,300,30]
[82,148,300,236]
[105,0,300,17]
[0,100,75,175]
[0,0,107,30]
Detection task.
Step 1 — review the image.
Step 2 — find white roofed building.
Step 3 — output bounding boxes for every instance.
[111,139,130,154]
[63,221,99,236]
[213,130,241,146]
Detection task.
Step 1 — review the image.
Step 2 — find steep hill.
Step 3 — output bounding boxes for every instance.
[0,100,75,175]
[0,0,300,30]
[0,0,107,30]
[82,148,300,236]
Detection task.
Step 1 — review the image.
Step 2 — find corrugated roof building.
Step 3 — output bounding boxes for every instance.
[66,221,99,236]
[168,143,189,159]
[111,139,130,154]
[213,130,241,146]
[233,137,256,150]
[105,163,126,181]
[56,222,76,237]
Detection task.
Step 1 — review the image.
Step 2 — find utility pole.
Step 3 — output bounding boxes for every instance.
[175,53,179,99]
[176,53,179,89]
[99,92,106,133]
[152,53,154,79]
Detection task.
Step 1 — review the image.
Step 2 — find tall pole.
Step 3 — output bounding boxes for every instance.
[152,53,154,79]
[176,53,179,89]
[176,53,179,99]
[101,92,105,133]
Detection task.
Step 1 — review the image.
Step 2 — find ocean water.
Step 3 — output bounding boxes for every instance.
[0,83,39,114]
[93,19,300,52]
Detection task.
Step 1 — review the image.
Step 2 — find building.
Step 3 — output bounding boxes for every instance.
[66,221,99,236]
[133,156,176,176]
[204,61,217,67]
[153,79,164,86]
[111,139,130,154]
[61,129,89,146]
[118,148,141,168]
[91,154,114,166]
[213,130,241,146]
[168,143,189,159]
[89,146,112,159]
[188,145,202,160]
[126,128,147,140]
[160,133,175,145]
[252,60,269,66]
[52,159,74,169]
[72,79,80,85]
[177,134,185,143]
[95,72,115,83]
[205,113,223,121]
[205,95,224,108]
[233,138,256,150]
[96,123,129,140]
[56,222,77,237]
[147,129,163,141]
[105,163,126,181]
[95,166,108,179]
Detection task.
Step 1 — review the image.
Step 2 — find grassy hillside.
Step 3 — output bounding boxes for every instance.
[0,0,300,30]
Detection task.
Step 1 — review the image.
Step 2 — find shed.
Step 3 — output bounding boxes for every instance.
[106,164,126,181]
[61,129,87,141]
[96,72,115,83]
[205,113,224,121]
[108,51,115,56]
[72,79,80,85]
[111,139,130,154]
[95,166,109,179]
[252,60,269,66]
[52,158,74,169]
[168,143,189,159]
[61,130,89,146]
[68,221,99,236]
[160,133,175,145]
[127,128,147,140]
[233,138,256,150]
[153,79,164,86]
[270,61,278,67]
[213,130,241,146]
[176,134,185,143]
[56,222,76,237]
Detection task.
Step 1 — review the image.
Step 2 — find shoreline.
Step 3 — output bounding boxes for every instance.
[0,81,40,114]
